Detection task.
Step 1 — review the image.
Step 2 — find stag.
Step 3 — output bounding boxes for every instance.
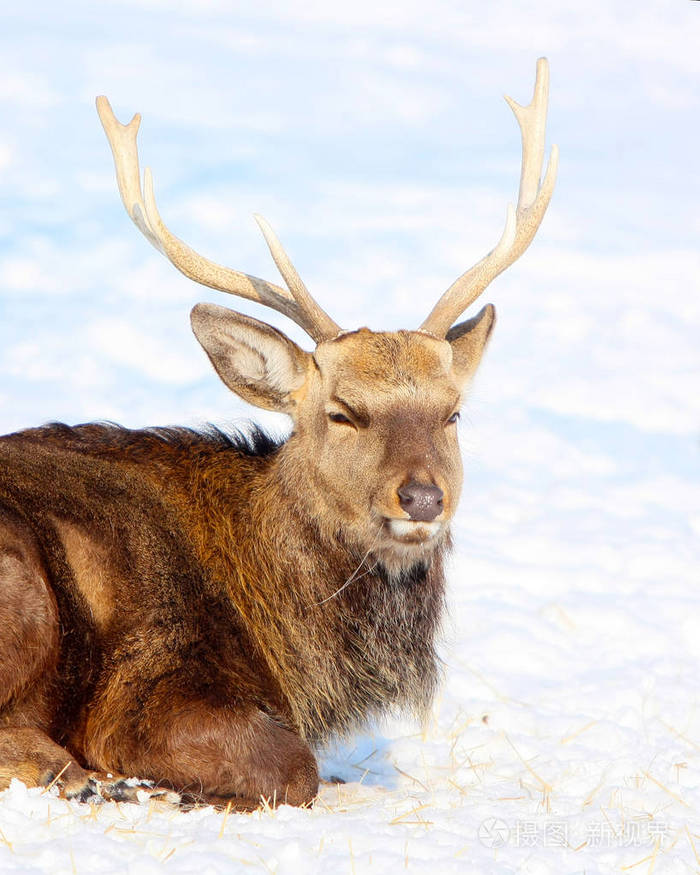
[0,60,557,808]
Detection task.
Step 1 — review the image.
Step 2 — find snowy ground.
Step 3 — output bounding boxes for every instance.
[1,1,700,872]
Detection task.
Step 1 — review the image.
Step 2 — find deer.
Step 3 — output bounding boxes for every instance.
[0,59,557,809]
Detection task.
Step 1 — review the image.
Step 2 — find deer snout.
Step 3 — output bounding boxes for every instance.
[397,480,444,522]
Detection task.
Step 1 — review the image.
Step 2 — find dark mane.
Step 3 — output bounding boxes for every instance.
[6,420,284,459]
[141,423,284,457]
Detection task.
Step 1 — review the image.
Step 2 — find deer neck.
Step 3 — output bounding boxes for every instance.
[187,439,446,741]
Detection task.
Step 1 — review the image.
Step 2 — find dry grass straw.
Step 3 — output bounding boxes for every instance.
[560,720,597,745]
[661,719,700,753]
[503,732,552,812]
[0,827,13,853]
[392,764,429,793]
[389,803,432,826]
[642,771,690,809]
[218,799,233,838]
[41,761,72,795]
[685,825,700,867]
[348,837,355,875]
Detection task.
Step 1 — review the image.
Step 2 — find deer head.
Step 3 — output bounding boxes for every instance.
[96,58,557,570]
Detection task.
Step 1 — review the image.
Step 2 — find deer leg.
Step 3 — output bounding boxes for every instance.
[0,510,178,805]
[0,727,179,803]
[150,704,320,809]
[85,684,319,810]
[0,726,92,796]
[0,506,59,713]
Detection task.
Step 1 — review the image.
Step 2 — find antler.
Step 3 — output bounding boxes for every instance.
[95,96,340,344]
[420,58,559,337]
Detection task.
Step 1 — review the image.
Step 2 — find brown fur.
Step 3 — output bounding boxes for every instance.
[0,316,494,809]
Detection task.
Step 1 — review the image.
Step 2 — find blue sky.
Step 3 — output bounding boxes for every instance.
[1,0,699,442]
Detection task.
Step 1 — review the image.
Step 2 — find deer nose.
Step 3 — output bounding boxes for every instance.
[397,481,444,522]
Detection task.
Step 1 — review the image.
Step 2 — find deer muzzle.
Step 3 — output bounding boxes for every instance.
[397,481,444,523]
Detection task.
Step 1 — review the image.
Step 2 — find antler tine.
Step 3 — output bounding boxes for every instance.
[95,96,163,253]
[96,96,340,344]
[506,56,550,212]
[420,58,558,338]
[253,214,341,341]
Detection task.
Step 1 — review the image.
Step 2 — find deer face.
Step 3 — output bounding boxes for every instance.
[301,328,465,564]
[191,302,495,566]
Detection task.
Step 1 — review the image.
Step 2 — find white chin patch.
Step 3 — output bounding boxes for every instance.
[388,519,441,540]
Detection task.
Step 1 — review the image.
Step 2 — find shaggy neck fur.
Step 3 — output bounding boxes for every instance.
[188,434,447,743]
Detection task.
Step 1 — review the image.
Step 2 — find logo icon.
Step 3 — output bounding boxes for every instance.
[478,817,510,848]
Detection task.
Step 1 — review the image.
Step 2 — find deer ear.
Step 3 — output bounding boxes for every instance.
[190,303,311,413]
[446,303,496,387]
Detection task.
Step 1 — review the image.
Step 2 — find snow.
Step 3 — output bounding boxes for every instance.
[1,0,699,871]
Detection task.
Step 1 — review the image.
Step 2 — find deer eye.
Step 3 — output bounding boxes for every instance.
[328,411,353,426]
[446,411,461,425]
